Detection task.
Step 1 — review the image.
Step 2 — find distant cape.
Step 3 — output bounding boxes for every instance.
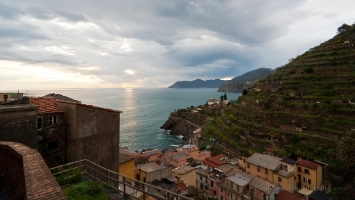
[168,68,274,91]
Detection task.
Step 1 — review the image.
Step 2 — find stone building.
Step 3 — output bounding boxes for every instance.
[0,101,38,149]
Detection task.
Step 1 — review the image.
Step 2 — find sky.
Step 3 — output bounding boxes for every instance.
[1,0,355,89]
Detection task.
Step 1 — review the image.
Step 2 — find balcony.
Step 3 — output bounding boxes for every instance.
[278,170,294,178]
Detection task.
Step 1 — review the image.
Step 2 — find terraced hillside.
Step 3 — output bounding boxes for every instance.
[199,26,355,187]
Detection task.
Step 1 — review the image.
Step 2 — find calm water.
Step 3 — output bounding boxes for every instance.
[28,88,241,151]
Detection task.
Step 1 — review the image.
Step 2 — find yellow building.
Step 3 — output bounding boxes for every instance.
[273,158,297,193]
[172,165,196,187]
[245,153,281,182]
[296,158,322,190]
[118,153,136,183]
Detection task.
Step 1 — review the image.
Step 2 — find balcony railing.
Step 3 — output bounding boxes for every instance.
[278,169,295,178]
[50,159,193,200]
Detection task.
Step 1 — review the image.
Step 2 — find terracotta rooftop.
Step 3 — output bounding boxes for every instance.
[29,97,64,114]
[265,147,276,152]
[176,182,187,192]
[278,190,305,200]
[202,154,227,168]
[297,158,320,170]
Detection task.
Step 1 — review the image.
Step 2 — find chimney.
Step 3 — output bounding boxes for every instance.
[4,94,8,102]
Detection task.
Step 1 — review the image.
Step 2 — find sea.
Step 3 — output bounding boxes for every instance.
[27,88,242,151]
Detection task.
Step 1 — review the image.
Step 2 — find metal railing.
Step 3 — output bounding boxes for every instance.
[50,159,193,200]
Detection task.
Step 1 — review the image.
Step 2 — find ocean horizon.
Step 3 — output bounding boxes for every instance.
[27,88,242,151]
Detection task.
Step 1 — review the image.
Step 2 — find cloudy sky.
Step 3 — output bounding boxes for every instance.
[1,0,354,89]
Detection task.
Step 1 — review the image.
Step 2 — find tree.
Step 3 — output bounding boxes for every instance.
[187,186,218,200]
[220,95,223,101]
[338,23,351,33]
[224,93,227,100]
[338,132,355,181]
[242,89,248,96]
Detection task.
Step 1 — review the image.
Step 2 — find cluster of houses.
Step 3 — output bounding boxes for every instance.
[118,145,331,200]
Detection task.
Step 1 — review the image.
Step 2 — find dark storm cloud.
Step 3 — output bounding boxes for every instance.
[1,0,354,88]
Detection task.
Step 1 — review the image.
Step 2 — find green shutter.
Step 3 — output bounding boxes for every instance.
[237,185,240,192]
[230,181,233,188]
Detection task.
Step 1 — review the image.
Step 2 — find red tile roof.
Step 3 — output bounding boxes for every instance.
[29,97,64,114]
[297,158,320,170]
[278,190,305,200]
[202,154,227,168]
[265,147,275,152]
[176,182,187,192]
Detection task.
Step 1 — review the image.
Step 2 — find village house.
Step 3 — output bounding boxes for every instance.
[0,92,24,103]
[0,99,38,149]
[181,144,211,161]
[136,162,172,183]
[172,165,196,187]
[163,151,191,167]
[245,153,281,182]
[142,149,162,162]
[29,97,66,167]
[119,148,141,183]
[211,164,240,198]
[223,171,254,200]
[296,158,322,190]
[247,176,280,200]
[196,165,209,192]
[274,158,298,193]
[277,190,305,200]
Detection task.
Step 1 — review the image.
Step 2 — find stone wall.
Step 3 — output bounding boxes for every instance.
[0,141,66,199]
[0,104,38,149]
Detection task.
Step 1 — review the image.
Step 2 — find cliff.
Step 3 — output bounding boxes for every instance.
[168,79,226,88]
[160,116,200,141]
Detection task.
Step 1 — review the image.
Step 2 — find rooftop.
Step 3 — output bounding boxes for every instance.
[309,191,332,200]
[281,158,297,165]
[173,165,195,175]
[119,153,136,164]
[228,171,254,187]
[0,104,38,113]
[297,158,320,170]
[246,153,281,170]
[167,151,190,161]
[57,99,122,113]
[29,97,64,114]
[278,190,305,200]
[44,93,81,103]
[249,176,277,195]
[202,154,227,168]
[137,163,167,173]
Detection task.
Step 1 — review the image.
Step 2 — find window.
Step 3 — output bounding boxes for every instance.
[228,191,232,198]
[230,181,233,188]
[200,183,203,189]
[221,188,223,192]
[49,115,57,125]
[200,175,202,180]
[237,185,240,192]
[37,117,43,129]
[211,181,214,187]
[298,167,302,172]
[257,166,260,172]
[235,197,238,200]
[304,169,310,174]
[143,177,146,182]
[263,193,267,200]
[48,141,58,150]
[265,168,268,175]
[247,163,250,168]
[278,177,282,182]
[214,191,216,196]
[220,195,223,200]
[304,177,311,184]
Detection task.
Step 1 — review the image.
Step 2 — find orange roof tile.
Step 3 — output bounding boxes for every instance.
[278,190,305,200]
[202,154,227,168]
[29,97,64,114]
[297,158,320,170]
[265,147,275,152]
[176,182,187,192]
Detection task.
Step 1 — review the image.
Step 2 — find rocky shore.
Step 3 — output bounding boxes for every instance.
[160,116,200,142]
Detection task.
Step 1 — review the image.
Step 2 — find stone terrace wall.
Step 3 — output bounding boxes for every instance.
[0,141,66,200]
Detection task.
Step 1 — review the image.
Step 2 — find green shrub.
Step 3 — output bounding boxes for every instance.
[56,169,83,186]
[64,181,108,200]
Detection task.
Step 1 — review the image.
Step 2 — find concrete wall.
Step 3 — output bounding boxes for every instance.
[58,101,120,171]
[0,105,38,148]
[146,167,172,182]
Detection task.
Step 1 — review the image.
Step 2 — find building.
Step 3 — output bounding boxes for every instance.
[119,152,137,183]
[0,100,38,149]
[202,154,228,170]
[248,176,280,200]
[29,97,66,167]
[164,151,191,167]
[172,165,196,187]
[57,100,121,171]
[136,162,172,183]
[224,171,254,200]
[296,158,322,190]
[274,158,297,193]
[196,165,209,192]
[0,92,24,103]
[245,153,281,182]
[181,144,211,161]
[211,164,240,198]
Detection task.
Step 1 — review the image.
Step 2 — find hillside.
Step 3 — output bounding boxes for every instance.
[162,25,355,197]
[168,79,226,88]
[217,68,274,92]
